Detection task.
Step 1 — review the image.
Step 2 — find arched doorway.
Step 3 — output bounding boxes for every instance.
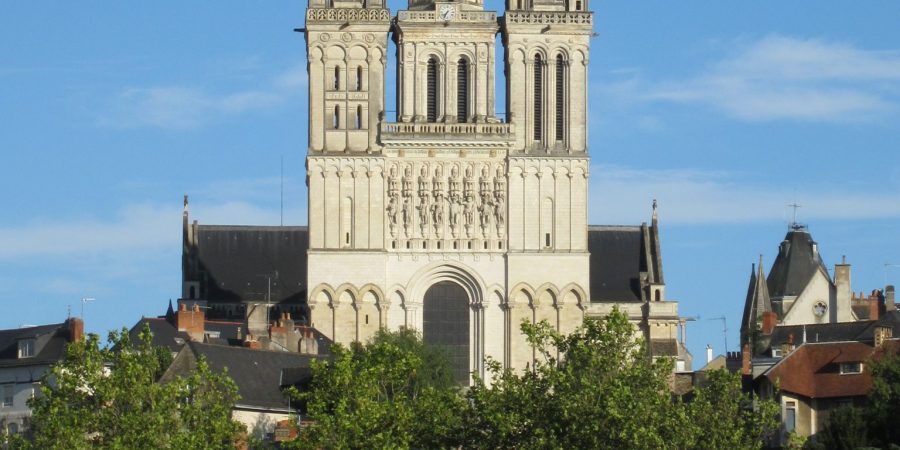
[423,281,470,384]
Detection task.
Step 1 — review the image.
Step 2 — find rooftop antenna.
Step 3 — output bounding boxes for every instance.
[787,202,802,229]
[707,316,728,353]
[81,297,96,322]
[280,154,284,227]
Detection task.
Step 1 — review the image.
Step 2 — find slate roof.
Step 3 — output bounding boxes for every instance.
[767,226,829,300]
[128,316,246,353]
[179,342,318,410]
[0,322,71,368]
[741,259,772,339]
[767,312,900,348]
[185,225,308,305]
[588,225,660,302]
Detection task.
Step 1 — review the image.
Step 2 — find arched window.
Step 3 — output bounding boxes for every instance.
[533,54,543,141]
[427,57,438,123]
[356,66,363,91]
[555,54,566,143]
[333,66,340,90]
[356,105,363,129]
[333,105,340,129]
[457,58,469,123]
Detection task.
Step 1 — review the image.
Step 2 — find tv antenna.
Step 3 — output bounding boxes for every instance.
[707,316,728,353]
[81,297,96,322]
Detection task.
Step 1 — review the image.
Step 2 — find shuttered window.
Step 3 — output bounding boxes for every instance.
[457,58,468,123]
[533,55,543,141]
[427,58,438,123]
[555,55,565,142]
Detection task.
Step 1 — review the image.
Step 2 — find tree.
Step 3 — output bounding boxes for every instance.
[461,309,778,450]
[287,328,465,450]
[687,369,780,450]
[866,345,900,447]
[22,326,243,449]
[461,309,688,450]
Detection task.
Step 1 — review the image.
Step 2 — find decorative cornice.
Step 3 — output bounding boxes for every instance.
[306,8,391,23]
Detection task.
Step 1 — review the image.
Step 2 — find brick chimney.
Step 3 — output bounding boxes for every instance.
[67,317,84,342]
[761,311,778,335]
[177,303,205,341]
[869,290,881,321]
[741,343,751,375]
[243,334,262,350]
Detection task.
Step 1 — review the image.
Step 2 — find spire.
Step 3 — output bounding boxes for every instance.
[651,198,658,224]
[741,255,774,345]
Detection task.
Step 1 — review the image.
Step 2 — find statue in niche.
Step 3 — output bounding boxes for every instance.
[402,166,413,198]
[479,196,493,236]
[417,194,430,235]
[418,165,429,195]
[448,166,462,237]
[464,192,477,233]
[402,196,413,234]
[479,166,491,195]
[388,166,400,197]
[431,167,445,234]
[494,166,505,194]
[463,165,476,199]
[387,196,400,236]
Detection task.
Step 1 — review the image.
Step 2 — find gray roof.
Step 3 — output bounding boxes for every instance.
[588,224,662,302]
[767,226,829,300]
[185,225,309,305]
[741,258,772,340]
[0,322,71,368]
[765,311,899,349]
[128,316,246,353]
[178,342,318,410]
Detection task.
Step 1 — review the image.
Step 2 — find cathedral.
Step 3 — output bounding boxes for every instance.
[180,0,687,383]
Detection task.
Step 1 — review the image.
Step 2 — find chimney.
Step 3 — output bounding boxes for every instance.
[706,344,713,364]
[782,333,795,355]
[243,334,262,350]
[67,317,84,342]
[886,285,895,312]
[236,326,242,341]
[761,311,778,335]
[177,303,206,341]
[834,259,851,317]
[741,343,751,376]
[874,326,893,348]
[869,291,881,321]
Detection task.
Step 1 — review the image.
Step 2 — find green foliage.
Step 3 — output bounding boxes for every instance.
[462,309,778,450]
[803,406,868,450]
[284,309,780,449]
[286,328,465,450]
[24,325,243,450]
[867,346,900,447]
[687,369,780,450]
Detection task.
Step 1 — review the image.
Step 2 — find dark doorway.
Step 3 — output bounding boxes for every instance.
[423,281,470,384]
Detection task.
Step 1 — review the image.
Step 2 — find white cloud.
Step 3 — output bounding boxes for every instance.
[590,165,900,225]
[98,64,306,130]
[597,35,900,123]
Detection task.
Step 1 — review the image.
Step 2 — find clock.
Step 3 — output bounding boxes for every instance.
[813,301,827,317]
[439,4,456,21]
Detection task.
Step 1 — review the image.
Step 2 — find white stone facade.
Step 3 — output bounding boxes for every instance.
[302,0,681,380]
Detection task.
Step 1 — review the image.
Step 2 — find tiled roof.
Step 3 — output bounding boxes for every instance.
[763,341,875,399]
[0,322,71,368]
[767,227,829,300]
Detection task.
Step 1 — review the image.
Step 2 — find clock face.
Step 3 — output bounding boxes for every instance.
[439,5,456,21]
[813,301,827,317]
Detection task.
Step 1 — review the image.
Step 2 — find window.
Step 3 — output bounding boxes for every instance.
[840,362,862,374]
[427,57,439,123]
[333,66,340,90]
[457,58,469,123]
[545,233,551,247]
[18,339,34,358]
[555,54,565,142]
[333,105,340,129]
[533,54,543,141]
[356,66,363,91]
[356,105,363,129]
[2,385,13,407]
[771,348,782,357]
[785,401,797,432]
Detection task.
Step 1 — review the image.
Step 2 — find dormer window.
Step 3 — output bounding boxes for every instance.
[840,362,862,374]
[18,339,35,358]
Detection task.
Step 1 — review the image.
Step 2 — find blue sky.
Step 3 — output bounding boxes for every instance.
[1,1,899,363]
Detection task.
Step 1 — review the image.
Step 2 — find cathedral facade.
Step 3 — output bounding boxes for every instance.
[180,0,686,384]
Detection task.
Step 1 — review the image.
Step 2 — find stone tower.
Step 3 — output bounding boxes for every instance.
[303,0,596,382]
